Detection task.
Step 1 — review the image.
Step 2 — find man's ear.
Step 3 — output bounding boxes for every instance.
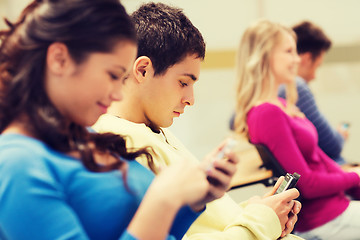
[299,52,313,66]
[46,42,73,76]
[133,56,153,83]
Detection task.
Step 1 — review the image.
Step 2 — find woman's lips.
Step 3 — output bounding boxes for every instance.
[98,102,109,114]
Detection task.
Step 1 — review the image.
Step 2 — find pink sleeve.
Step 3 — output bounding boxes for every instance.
[248,105,360,199]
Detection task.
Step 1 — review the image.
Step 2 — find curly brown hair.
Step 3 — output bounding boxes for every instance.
[0,0,154,173]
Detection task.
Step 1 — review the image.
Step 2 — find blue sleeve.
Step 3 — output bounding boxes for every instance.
[295,81,344,161]
[120,231,176,240]
[169,205,203,239]
[119,231,138,240]
[130,162,202,240]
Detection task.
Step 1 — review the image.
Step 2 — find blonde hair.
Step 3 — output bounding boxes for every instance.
[234,19,298,137]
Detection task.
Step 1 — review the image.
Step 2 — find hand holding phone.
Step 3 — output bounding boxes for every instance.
[214,138,237,161]
[275,172,300,194]
[206,138,237,187]
[338,122,350,140]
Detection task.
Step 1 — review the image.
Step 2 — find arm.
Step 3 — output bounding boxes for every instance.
[126,183,183,240]
[249,105,359,199]
[104,121,282,240]
[137,142,284,240]
[127,160,209,240]
[295,80,344,160]
[0,148,204,240]
[182,194,283,240]
[253,177,301,238]
[146,136,285,240]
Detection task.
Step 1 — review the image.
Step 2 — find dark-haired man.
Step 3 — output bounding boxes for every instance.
[95,3,302,239]
[278,21,348,165]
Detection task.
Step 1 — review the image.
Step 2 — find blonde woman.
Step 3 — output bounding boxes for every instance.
[233,19,360,240]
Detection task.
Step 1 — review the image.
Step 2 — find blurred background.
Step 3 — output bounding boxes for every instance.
[2,1,360,191]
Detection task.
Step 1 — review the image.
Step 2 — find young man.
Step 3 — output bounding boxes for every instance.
[278,21,348,165]
[94,3,302,240]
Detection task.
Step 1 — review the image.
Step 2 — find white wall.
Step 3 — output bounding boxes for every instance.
[3,0,360,46]
[122,0,360,49]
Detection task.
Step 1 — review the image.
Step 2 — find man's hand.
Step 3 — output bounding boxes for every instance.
[190,140,239,211]
[249,177,302,237]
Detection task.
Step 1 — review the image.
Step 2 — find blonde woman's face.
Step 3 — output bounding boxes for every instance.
[270,32,300,85]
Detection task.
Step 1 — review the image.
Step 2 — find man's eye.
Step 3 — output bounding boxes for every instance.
[109,72,119,80]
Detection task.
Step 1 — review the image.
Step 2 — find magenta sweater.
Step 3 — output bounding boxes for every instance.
[247,99,360,232]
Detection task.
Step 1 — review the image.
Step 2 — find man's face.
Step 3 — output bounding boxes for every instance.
[298,51,325,82]
[139,54,201,128]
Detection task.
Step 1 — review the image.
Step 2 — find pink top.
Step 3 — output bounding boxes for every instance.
[247,99,360,232]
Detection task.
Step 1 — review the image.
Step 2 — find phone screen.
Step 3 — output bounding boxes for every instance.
[275,173,292,194]
[275,173,300,194]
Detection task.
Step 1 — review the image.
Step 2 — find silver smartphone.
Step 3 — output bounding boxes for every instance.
[275,172,300,194]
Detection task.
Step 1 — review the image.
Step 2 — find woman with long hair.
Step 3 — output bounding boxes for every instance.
[234,19,360,240]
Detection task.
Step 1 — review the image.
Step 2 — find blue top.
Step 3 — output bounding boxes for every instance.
[278,76,345,164]
[0,134,200,240]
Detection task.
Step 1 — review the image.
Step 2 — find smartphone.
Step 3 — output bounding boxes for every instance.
[207,138,237,186]
[275,172,300,194]
[214,138,237,160]
[341,122,351,130]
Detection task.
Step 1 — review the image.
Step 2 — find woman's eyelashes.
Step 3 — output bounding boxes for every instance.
[179,80,188,87]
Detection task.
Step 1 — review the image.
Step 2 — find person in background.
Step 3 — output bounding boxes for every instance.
[93,3,302,240]
[0,0,230,239]
[234,19,360,240]
[278,20,348,165]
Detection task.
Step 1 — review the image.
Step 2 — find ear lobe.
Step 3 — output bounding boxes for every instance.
[46,42,72,76]
[133,56,153,83]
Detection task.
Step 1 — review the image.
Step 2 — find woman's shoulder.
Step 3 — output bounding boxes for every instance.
[0,134,50,165]
[249,101,287,118]
[0,134,86,183]
[0,134,67,196]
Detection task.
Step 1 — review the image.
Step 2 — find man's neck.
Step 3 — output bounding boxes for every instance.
[108,100,141,123]
[107,76,146,124]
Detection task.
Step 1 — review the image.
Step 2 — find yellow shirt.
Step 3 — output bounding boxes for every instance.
[93,114,303,240]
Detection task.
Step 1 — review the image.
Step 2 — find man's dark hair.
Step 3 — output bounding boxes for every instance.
[131,2,206,75]
[293,21,332,59]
